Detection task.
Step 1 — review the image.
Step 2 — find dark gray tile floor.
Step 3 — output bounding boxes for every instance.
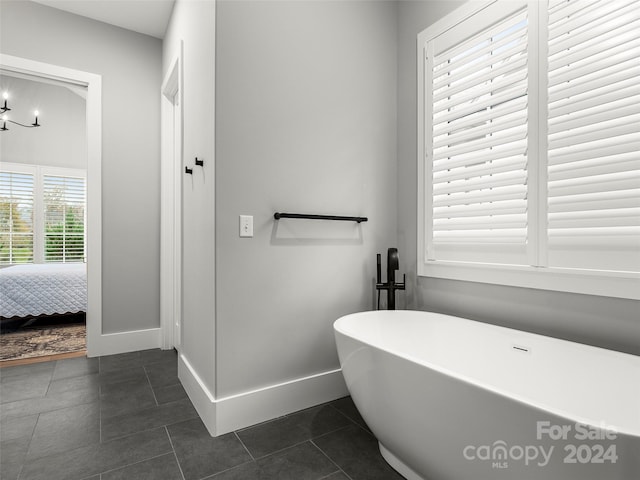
[0,350,403,480]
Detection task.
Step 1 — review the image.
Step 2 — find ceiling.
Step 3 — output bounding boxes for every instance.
[32,0,176,39]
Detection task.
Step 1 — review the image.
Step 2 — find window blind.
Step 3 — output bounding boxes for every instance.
[429,6,530,264]
[44,175,86,263]
[547,0,640,272]
[0,171,35,264]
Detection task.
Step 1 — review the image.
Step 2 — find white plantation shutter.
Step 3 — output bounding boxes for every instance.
[427,2,531,264]
[44,175,86,263]
[0,170,34,264]
[546,0,640,272]
[419,0,640,297]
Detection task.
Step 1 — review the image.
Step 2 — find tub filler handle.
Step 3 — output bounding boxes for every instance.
[376,248,405,310]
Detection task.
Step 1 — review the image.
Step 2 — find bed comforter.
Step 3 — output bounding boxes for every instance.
[0,263,87,318]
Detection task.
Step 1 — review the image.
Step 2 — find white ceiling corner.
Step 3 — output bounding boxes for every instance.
[31,0,176,39]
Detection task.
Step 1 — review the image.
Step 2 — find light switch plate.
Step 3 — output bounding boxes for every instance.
[239,215,253,237]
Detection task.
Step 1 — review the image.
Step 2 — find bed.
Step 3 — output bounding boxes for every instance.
[0,263,87,320]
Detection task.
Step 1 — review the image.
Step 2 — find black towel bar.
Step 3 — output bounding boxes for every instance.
[274,212,368,223]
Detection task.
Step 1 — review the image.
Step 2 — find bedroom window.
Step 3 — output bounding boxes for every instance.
[0,163,86,265]
[417,0,640,299]
[44,175,86,263]
[0,171,34,264]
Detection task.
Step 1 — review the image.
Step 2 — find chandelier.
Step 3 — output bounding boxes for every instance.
[1,92,40,131]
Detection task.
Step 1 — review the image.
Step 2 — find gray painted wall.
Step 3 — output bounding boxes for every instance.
[163,0,217,395]
[0,75,86,169]
[215,0,398,396]
[397,1,640,356]
[0,0,163,334]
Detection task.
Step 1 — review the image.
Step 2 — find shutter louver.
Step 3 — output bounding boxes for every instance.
[547,0,640,272]
[430,7,530,263]
[44,175,86,263]
[0,171,34,264]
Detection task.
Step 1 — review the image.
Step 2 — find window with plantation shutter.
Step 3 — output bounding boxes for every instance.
[546,0,640,273]
[44,175,86,263]
[427,2,531,265]
[0,170,34,264]
[0,163,86,265]
[418,0,640,299]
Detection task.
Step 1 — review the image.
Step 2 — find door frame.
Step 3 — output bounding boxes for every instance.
[160,45,183,350]
[0,53,102,356]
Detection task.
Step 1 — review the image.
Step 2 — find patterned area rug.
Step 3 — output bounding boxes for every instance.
[0,315,86,361]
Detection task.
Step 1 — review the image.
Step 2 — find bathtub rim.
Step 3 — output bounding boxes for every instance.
[334,309,640,438]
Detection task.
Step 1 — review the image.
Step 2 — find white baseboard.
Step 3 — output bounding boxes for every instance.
[178,353,349,436]
[87,327,161,357]
[178,354,217,435]
[215,367,349,435]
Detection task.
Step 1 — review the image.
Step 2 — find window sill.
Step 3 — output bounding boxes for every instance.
[418,261,640,300]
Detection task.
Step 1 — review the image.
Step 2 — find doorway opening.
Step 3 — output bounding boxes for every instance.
[160,48,182,351]
[0,54,102,364]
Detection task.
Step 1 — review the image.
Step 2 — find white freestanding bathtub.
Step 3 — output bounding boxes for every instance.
[334,310,640,480]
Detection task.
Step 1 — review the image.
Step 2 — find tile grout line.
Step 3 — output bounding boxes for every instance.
[18,425,180,477]
[327,403,373,437]
[97,450,176,479]
[327,402,369,432]
[142,363,154,393]
[15,366,51,480]
[20,379,48,479]
[348,419,373,437]
[164,425,186,480]
[42,360,57,396]
[198,459,255,480]
[310,439,354,480]
[249,438,317,462]
[1,396,98,422]
[307,423,356,445]
[235,421,355,464]
[310,419,378,458]
[318,470,352,480]
[232,404,358,460]
[234,431,256,461]
[98,403,198,444]
[248,429,352,464]
[144,364,161,406]
[15,455,26,480]
[233,413,288,434]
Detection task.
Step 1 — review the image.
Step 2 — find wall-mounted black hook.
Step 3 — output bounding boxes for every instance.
[185,166,193,175]
[195,157,204,167]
